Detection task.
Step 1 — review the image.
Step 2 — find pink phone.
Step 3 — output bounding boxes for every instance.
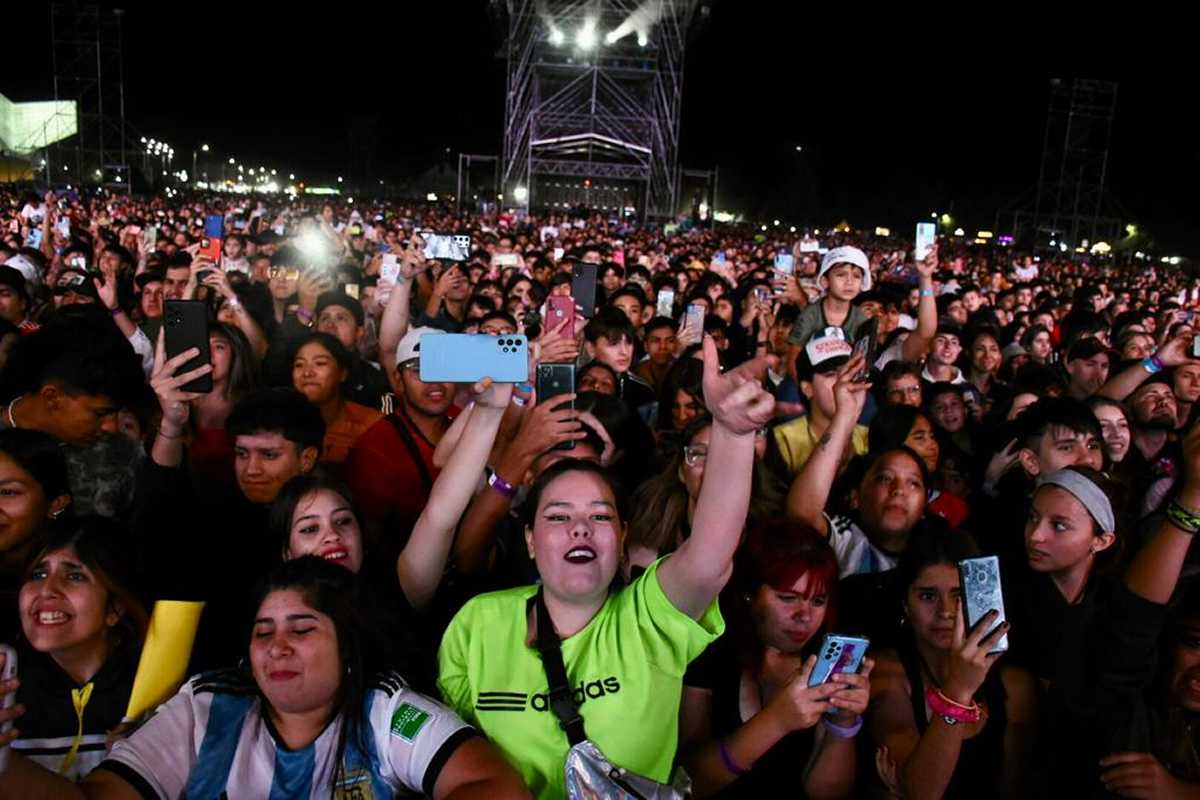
[547,295,575,339]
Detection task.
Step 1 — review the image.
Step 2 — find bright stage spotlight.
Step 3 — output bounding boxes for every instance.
[548,27,564,46]
[577,19,597,50]
[637,32,648,46]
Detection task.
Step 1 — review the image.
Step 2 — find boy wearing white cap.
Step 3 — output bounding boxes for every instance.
[786,246,872,379]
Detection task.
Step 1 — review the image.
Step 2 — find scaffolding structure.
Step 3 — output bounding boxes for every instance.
[46,3,131,191]
[499,0,698,220]
[999,79,1122,250]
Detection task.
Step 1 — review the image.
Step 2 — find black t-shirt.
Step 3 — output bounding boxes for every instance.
[684,624,819,799]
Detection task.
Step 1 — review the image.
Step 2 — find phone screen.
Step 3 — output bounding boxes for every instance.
[915,222,937,261]
[774,253,795,275]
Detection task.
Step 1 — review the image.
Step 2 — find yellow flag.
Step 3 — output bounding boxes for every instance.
[123,600,205,721]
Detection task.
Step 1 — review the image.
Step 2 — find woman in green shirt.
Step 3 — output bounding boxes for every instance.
[437,337,775,798]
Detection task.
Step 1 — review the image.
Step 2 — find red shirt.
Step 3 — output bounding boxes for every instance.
[344,409,443,539]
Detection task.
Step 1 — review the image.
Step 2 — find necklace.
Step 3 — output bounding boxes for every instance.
[6,395,21,429]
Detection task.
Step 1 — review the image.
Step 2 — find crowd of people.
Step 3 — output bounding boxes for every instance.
[0,184,1198,798]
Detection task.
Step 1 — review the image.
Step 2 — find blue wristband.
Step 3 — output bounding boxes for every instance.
[1142,356,1163,374]
[919,289,934,298]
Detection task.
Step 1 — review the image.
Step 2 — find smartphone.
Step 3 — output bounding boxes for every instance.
[851,318,877,380]
[56,217,71,238]
[344,283,360,300]
[419,334,530,383]
[26,228,42,249]
[1194,336,1200,359]
[752,286,769,305]
[380,254,401,285]
[204,214,224,239]
[419,230,471,262]
[495,252,520,267]
[915,222,937,261]
[774,253,795,275]
[553,247,565,262]
[712,251,726,265]
[684,303,705,335]
[0,643,15,771]
[807,634,870,687]
[648,290,671,320]
[163,300,214,394]
[145,225,158,249]
[799,238,820,253]
[571,262,599,318]
[958,556,1009,654]
[546,295,575,339]
[536,362,575,408]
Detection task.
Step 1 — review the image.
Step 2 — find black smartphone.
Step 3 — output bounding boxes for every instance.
[851,318,877,381]
[164,300,213,394]
[537,363,576,450]
[571,263,599,318]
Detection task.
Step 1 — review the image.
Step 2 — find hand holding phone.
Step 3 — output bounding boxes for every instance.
[0,643,19,769]
[958,556,1009,654]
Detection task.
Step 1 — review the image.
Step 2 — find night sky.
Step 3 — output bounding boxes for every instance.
[5,3,1197,253]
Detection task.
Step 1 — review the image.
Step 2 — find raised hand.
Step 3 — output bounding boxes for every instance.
[831,352,871,420]
[151,328,212,428]
[701,335,775,435]
[471,377,514,410]
[828,657,874,725]
[297,268,334,311]
[537,315,579,364]
[941,610,1009,706]
[915,242,939,280]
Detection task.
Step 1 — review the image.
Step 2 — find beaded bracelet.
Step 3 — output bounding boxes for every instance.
[1165,500,1200,535]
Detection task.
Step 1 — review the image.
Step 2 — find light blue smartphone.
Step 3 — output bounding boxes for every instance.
[808,634,870,687]
[419,334,530,384]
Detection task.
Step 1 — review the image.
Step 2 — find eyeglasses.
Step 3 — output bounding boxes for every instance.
[683,446,708,467]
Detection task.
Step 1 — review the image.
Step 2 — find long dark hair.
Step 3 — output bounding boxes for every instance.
[210,322,262,402]
[246,556,368,792]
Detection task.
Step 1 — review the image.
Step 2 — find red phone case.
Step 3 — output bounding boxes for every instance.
[547,296,575,338]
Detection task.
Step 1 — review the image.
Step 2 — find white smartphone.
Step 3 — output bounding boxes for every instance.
[380,254,401,285]
[656,288,675,318]
[0,643,16,771]
[915,222,937,261]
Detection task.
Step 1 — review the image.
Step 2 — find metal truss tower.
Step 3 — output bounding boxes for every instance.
[499,0,698,220]
[1031,78,1121,249]
[48,3,131,191]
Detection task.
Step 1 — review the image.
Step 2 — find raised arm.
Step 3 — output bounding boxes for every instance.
[149,328,213,468]
[452,394,584,576]
[1099,334,1193,401]
[657,336,775,619]
[785,354,870,534]
[397,380,512,610]
[378,242,425,363]
[200,270,268,358]
[900,244,939,362]
[1126,423,1200,603]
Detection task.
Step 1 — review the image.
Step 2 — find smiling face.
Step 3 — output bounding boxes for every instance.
[292,341,346,407]
[0,452,57,557]
[930,392,967,434]
[1093,403,1131,463]
[751,571,829,655]
[250,589,341,718]
[286,490,364,574]
[1168,619,1200,713]
[970,335,1001,375]
[19,546,120,658]
[525,470,625,607]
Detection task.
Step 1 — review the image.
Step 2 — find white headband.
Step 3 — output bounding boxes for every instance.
[1037,469,1116,533]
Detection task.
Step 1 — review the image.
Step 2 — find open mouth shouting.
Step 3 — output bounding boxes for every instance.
[564,546,597,564]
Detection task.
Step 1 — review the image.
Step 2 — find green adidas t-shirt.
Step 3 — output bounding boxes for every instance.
[437,558,724,799]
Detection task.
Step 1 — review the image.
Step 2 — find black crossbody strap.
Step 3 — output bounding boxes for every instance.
[385,412,434,492]
[534,589,588,746]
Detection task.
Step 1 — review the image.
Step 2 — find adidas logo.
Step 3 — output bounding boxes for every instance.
[475,677,621,713]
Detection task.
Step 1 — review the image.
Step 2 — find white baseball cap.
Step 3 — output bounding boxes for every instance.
[817,246,872,291]
[798,327,853,378]
[395,326,443,367]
